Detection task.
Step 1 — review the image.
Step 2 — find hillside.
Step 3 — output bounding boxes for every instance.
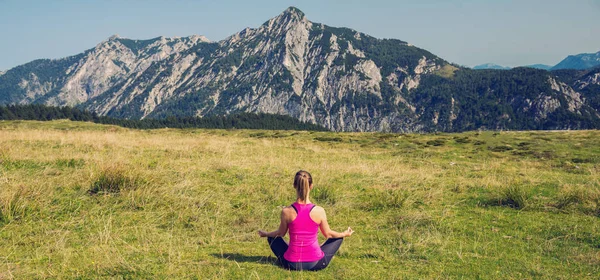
[0,120,599,278]
[1,7,599,132]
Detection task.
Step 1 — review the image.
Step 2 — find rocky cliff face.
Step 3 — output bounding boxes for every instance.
[1,7,599,132]
[45,35,208,107]
[575,72,600,90]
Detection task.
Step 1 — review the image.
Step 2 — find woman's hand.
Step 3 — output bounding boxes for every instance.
[257,230,268,237]
[344,227,354,237]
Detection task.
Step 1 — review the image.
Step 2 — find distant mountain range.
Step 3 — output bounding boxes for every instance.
[474,51,600,71]
[1,7,599,132]
[473,63,511,70]
[525,64,554,70]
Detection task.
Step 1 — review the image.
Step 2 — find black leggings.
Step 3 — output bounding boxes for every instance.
[267,236,343,271]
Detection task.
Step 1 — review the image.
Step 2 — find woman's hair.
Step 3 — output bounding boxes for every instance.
[294,170,313,201]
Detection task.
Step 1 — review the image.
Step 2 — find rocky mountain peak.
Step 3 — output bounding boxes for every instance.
[281,6,305,19]
[189,34,211,43]
[108,34,121,41]
[262,6,309,33]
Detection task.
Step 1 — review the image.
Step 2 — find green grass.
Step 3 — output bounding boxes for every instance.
[434,64,459,78]
[0,120,599,278]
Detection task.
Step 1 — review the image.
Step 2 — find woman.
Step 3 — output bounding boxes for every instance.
[258,170,354,271]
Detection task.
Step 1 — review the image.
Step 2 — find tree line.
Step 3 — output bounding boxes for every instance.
[0,104,328,131]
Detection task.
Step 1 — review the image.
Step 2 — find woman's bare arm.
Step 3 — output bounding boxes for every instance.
[314,207,354,238]
[258,208,291,238]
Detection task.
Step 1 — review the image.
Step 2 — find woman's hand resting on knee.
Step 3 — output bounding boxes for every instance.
[343,227,354,237]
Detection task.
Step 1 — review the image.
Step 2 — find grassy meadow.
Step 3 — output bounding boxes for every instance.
[0,120,599,279]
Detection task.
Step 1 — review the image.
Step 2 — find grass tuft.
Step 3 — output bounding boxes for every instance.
[453,136,471,144]
[488,145,514,152]
[312,186,338,205]
[0,188,27,224]
[88,166,140,195]
[553,185,600,216]
[426,139,446,146]
[496,185,530,209]
[314,136,343,142]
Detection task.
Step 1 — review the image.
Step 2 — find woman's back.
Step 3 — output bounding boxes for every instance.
[258,170,353,270]
[284,202,324,262]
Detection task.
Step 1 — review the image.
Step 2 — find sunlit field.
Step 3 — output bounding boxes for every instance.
[1,120,599,279]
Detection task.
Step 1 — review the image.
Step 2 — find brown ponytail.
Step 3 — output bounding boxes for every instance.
[294,170,313,201]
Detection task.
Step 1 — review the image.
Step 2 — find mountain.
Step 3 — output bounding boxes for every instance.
[552,51,600,70]
[473,63,511,70]
[524,64,552,70]
[1,7,599,132]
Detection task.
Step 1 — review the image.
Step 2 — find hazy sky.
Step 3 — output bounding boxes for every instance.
[1,0,599,70]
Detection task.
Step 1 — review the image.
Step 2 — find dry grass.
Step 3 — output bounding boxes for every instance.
[0,120,599,278]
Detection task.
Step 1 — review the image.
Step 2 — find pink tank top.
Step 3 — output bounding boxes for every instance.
[283,202,325,262]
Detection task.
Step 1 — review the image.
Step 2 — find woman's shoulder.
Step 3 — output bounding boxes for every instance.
[281,205,296,217]
[281,205,295,213]
[310,205,326,215]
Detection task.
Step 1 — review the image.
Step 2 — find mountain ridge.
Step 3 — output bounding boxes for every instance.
[473,63,511,70]
[552,51,600,70]
[525,64,553,70]
[1,7,599,132]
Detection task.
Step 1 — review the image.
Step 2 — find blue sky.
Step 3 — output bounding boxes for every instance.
[0,0,599,70]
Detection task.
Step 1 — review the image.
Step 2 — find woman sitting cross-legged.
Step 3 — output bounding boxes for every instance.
[258,170,354,271]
